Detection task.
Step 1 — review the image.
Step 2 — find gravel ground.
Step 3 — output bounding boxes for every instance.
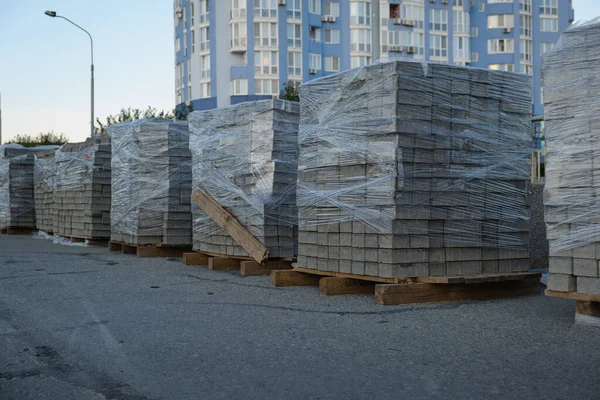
[0,234,599,400]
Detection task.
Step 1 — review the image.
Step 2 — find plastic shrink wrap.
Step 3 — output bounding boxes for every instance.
[34,148,59,233]
[109,119,192,246]
[188,100,299,258]
[54,136,111,239]
[297,60,532,278]
[543,18,600,294]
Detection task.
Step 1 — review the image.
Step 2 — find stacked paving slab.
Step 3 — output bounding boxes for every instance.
[297,61,532,278]
[544,19,600,295]
[0,145,43,230]
[188,99,299,258]
[54,136,112,239]
[110,119,192,246]
[34,149,59,233]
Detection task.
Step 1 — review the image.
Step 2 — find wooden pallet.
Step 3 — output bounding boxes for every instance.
[546,290,600,325]
[108,241,191,258]
[183,250,294,276]
[55,234,109,247]
[270,267,542,305]
[1,227,37,235]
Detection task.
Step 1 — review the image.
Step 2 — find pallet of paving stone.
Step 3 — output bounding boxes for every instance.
[34,148,59,234]
[545,290,600,327]
[182,250,294,276]
[270,267,541,304]
[108,241,191,258]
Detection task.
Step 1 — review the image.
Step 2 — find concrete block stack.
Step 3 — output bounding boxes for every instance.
[54,137,112,239]
[110,119,192,246]
[34,149,59,233]
[189,100,299,258]
[297,61,532,278]
[0,145,38,230]
[544,19,600,295]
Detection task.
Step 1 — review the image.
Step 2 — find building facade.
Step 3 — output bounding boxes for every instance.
[174,0,574,115]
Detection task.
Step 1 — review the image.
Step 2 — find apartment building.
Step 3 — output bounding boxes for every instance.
[174,0,574,115]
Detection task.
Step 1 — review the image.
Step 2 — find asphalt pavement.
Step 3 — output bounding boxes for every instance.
[0,234,599,400]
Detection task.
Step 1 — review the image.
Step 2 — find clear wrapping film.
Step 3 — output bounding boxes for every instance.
[188,99,299,258]
[0,144,58,229]
[298,60,532,252]
[109,119,192,246]
[543,18,600,255]
[34,148,59,233]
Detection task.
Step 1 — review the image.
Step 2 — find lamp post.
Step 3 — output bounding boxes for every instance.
[45,10,95,137]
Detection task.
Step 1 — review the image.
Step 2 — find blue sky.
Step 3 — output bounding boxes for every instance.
[1,0,600,143]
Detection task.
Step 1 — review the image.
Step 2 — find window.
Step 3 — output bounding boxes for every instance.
[231,22,247,48]
[520,39,532,62]
[402,31,425,55]
[254,22,277,47]
[488,0,513,3]
[255,51,278,75]
[350,29,372,52]
[453,36,469,60]
[199,26,210,51]
[520,0,532,13]
[488,38,514,53]
[520,15,532,36]
[325,2,340,18]
[309,0,321,14]
[540,0,558,15]
[453,0,464,6]
[541,18,558,32]
[287,24,301,48]
[522,64,533,75]
[176,37,181,52]
[192,30,195,53]
[430,9,448,32]
[453,10,470,34]
[471,26,479,37]
[231,79,248,95]
[430,34,448,59]
[478,2,485,12]
[200,82,210,99]
[288,0,301,19]
[183,31,187,55]
[389,4,400,19]
[325,29,340,44]
[253,0,277,18]
[540,42,556,56]
[255,79,279,95]
[309,53,321,70]
[401,5,424,29]
[351,56,371,68]
[187,59,192,82]
[350,1,371,25]
[199,0,209,23]
[288,52,302,76]
[325,56,340,72]
[231,0,246,18]
[309,27,321,42]
[188,85,192,100]
[487,14,514,29]
[489,64,514,72]
[472,51,479,62]
[176,63,183,87]
[191,2,195,25]
[200,54,210,79]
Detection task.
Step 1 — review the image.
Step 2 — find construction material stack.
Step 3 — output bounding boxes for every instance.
[0,145,43,231]
[110,119,192,246]
[297,61,532,278]
[188,100,299,259]
[54,137,111,239]
[544,19,600,297]
[34,148,59,233]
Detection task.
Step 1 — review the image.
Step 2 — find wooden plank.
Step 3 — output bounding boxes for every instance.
[136,246,189,258]
[417,272,541,285]
[576,301,600,318]
[5,228,37,235]
[69,236,86,243]
[375,278,541,305]
[240,260,292,276]
[193,189,269,264]
[293,266,410,284]
[121,244,137,255]
[545,290,600,302]
[319,277,375,296]
[208,257,241,271]
[183,252,210,266]
[108,241,122,252]
[270,270,321,287]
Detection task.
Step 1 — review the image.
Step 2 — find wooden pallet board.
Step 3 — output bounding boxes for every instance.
[183,252,211,265]
[319,277,376,296]
[418,272,541,284]
[109,241,190,258]
[270,270,322,287]
[208,257,241,271]
[1,227,37,235]
[240,260,293,276]
[545,289,600,302]
[576,301,600,318]
[375,277,542,305]
[292,266,410,284]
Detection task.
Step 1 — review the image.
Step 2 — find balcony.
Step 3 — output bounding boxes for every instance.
[230,38,247,54]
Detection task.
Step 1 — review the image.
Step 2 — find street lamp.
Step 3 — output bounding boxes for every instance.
[45,10,95,138]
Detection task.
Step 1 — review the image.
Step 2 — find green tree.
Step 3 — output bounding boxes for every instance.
[280,82,300,102]
[95,106,177,134]
[9,131,68,147]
